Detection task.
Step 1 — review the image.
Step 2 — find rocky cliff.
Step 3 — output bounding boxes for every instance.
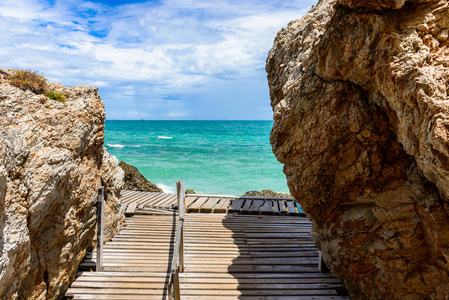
[267,0,449,299]
[0,69,124,299]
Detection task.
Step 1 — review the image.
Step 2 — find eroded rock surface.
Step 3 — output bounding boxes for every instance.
[267,0,449,298]
[100,149,125,243]
[0,69,124,299]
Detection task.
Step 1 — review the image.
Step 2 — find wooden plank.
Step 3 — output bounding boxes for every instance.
[278,200,287,214]
[179,273,337,279]
[179,277,341,284]
[150,193,175,207]
[185,196,198,208]
[228,198,245,213]
[272,200,280,214]
[260,200,273,214]
[180,283,343,290]
[66,288,168,295]
[286,201,298,215]
[199,198,220,213]
[180,289,338,296]
[181,297,350,300]
[241,199,253,213]
[69,296,166,300]
[248,200,264,214]
[125,203,138,217]
[188,197,209,213]
[213,198,231,213]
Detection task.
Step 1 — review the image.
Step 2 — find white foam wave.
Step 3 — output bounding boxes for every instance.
[158,136,172,139]
[157,183,175,194]
[107,144,125,148]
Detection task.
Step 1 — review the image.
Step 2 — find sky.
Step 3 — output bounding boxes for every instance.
[0,0,316,120]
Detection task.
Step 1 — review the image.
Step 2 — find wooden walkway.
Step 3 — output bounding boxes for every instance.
[66,192,349,299]
[121,191,303,215]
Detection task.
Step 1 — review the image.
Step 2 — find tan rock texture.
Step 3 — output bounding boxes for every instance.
[267,0,449,299]
[101,150,125,243]
[0,69,124,299]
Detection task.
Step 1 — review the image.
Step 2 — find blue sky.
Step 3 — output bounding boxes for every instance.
[0,0,316,120]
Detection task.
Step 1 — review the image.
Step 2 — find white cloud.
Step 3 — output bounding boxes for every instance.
[0,0,316,119]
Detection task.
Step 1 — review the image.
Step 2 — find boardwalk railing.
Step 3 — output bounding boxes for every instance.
[96,186,104,272]
[170,181,185,300]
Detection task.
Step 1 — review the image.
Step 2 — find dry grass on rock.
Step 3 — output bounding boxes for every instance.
[8,69,48,94]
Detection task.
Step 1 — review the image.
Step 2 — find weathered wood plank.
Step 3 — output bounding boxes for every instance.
[286,201,298,215]
[199,198,220,213]
[228,198,245,212]
[272,200,280,214]
[188,197,210,213]
[213,198,231,213]
[260,200,273,214]
[278,200,287,214]
[125,203,137,217]
[248,200,264,214]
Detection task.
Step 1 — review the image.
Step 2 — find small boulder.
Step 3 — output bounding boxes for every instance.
[119,161,162,193]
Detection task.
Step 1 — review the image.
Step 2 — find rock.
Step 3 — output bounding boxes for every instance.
[267,1,449,299]
[243,190,292,198]
[185,189,196,195]
[119,161,162,193]
[0,68,124,299]
[100,149,125,243]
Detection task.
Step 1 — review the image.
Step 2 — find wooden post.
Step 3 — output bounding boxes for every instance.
[177,181,185,219]
[179,221,184,273]
[176,181,185,273]
[173,271,180,300]
[97,186,104,272]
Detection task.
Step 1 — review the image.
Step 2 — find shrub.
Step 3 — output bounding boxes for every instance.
[45,90,66,103]
[9,69,47,94]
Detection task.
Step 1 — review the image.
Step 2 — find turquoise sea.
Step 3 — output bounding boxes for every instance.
[104,120,289,195]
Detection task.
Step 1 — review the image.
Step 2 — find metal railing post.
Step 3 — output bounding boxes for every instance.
[96,186,104,272]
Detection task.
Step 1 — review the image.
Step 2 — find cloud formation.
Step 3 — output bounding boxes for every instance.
[0,0,316,119]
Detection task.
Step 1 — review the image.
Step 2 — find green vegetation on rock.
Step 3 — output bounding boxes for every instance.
[7,69,67,103]
[45,90,66,103]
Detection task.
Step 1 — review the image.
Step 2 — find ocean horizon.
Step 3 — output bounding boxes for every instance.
[104,120,289,195]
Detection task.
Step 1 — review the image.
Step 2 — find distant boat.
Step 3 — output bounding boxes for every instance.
[158,136,172,139]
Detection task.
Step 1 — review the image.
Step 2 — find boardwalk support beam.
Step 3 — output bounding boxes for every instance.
[96,186,104,272]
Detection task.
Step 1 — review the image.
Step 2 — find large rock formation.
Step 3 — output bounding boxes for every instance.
[0,69,124,299]
[267,0,449,298]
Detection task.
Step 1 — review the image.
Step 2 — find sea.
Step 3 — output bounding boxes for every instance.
[104,120,289,196]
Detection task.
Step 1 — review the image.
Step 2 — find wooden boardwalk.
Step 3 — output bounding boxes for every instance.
[121,190,303,215]
[66,191,349,299]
